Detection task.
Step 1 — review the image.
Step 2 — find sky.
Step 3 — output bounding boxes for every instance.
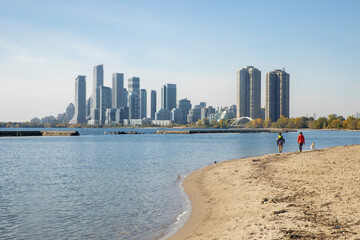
[0,0,359,122]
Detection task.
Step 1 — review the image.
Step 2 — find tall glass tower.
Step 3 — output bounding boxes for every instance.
[70,75,86,124]
[112,73,124,108]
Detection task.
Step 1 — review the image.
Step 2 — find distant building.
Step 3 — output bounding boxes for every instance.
[187,108,201,123]
[65,103,75,122]
[86,96,92,119]
[177,98,191,124]
[200,102,206,108]
[90,64,104,124]
[161,85,166,109]
[105,108,117,125]
[265,69,290,122]
[70,75,87,124]
[128,77,140,93]
[166,84,177,111]
[171,108,182,123]
[128,77,140,119]
[112,73,124,108]
[128,91,140,120]
[155,108,171,120]
[57,113,67,123]
[152,120,172,126]
[237,66,261,119]
[201,106,215,121]
[123,89,128,107]
[161,84,177,111]
[116,107,129,123]
[150,90,157,120]
[41,115,57,124]
[99,86,112,125]
[140,89,147,119]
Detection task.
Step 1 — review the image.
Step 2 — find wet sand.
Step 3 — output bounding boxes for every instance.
[169,145,360,239]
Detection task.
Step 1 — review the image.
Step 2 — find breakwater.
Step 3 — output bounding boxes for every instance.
[0,131,80,137]
[154,129,296,134]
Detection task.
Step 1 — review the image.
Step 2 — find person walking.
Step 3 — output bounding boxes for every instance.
[276,132,285,153]
[297,132,305,152]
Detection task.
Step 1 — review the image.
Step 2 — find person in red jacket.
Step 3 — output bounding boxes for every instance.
[297,132,305,152]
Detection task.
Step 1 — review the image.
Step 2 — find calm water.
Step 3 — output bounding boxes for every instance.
[1,129,360,239]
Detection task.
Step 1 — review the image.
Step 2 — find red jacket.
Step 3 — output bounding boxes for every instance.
[297,134,305,144]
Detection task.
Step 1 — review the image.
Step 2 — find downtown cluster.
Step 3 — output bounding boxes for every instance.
[33,64,238,127]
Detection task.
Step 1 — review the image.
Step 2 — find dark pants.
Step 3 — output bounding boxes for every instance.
[299,143,304,152]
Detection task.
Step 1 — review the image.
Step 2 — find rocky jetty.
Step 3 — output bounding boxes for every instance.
[0,131,80,137]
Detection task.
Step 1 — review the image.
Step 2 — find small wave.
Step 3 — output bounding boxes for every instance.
[175,210,188,224]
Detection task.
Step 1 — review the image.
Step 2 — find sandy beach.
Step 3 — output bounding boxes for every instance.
[169,145,360,240]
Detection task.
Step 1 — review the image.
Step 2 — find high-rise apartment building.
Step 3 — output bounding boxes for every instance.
[161,84,177,111]
[236,66,261,119]
[112,73,124,108]
[70,75,86,124]
[140,89,147,119]
[150,90,157,120]
[265,69,290,122]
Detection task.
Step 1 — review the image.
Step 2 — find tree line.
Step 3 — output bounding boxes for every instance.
[245,114,360,130]
[1,114,359,130]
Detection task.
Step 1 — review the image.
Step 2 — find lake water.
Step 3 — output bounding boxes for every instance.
[1,129,360,239]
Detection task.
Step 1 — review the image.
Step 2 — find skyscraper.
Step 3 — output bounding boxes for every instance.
[92,64,104,110]
[89,64,104,124]
[236,66,261,119]
[112,73,124,108]
[150,90,157,120]
[70,75,86,124]
[99,86,112,125]
[128,77,140,119]
[265,69,290,122]
[128,77,140,93]
[177,98,191,124]
[140,89,147,119]
[161,85,166,109]
[128,91,140,119]
[123,89,128,107]
[166,84,176,111]
[161,83,177,111]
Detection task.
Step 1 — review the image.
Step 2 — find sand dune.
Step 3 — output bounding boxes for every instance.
[169,145,360,239]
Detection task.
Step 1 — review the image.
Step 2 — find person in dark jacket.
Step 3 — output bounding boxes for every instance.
[276,132,285,153]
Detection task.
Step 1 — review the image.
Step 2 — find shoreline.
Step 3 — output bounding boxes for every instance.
[169,145,360,239]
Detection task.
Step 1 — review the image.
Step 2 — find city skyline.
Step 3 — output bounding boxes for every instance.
[1,1,360,122]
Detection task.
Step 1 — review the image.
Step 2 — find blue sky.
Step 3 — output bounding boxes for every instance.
[0,0,359,121]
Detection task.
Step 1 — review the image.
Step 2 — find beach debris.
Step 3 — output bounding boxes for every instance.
[261,198,277,204]
[214,161,217,164]
[252,159,261,162]
[273,209,287,215]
